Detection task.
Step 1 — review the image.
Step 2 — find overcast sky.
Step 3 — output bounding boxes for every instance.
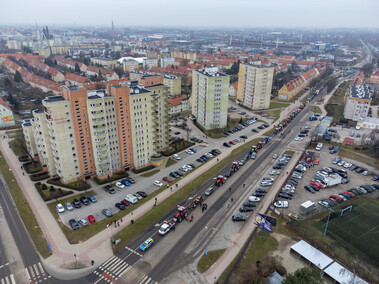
[0,0,378,29]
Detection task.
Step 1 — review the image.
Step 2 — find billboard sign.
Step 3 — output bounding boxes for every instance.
[255,213,272,232]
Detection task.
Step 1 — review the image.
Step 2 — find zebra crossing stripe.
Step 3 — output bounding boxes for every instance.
[113,262,129,276]
[9,275,15,284]
[100,256,118,271]
[106,258,123,271]
[38,262,44,274]
[28,266,35,279]
[33,264,40,276]
[102,256,116,267]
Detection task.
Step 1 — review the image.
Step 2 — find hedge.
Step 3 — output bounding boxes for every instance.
[47,176,91,191]
[30,172,50,181]
[93,171,129,185]
[23,161,43,174]
[132,165,155,174]
[18,155,30,162]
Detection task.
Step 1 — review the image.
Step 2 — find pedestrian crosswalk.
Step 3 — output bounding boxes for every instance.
[93,256,132,283]
[0,274,16,284]
[25,262,50,283]
[125,246,143,257]
[139,275,158,284]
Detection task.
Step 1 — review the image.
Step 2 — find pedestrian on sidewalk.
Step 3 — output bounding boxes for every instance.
[117,222,120,227]
[22,172,24,176]
[243,183,245,188]
[170,187,172,192]
[120,218,123,222]
[229,187,231,192]
[131,220,134,225]
[231,197,234,202]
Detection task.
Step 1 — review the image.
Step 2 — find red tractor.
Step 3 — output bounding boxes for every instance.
[173,205,188,222]
[232,161,240,172]
[215,175,225,186]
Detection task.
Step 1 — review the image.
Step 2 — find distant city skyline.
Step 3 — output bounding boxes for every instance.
[0,0,378,29]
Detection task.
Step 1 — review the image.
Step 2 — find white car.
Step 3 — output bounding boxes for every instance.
[343,162,352,168]
[260,181,272,187]
[272,154,278,159]
[185,149,194,155]
[56,203,65,213]
[274,201,288,208]
[270,170,280,175]
[153,180,163,187]
[294,137,303,141]
[180,166,189,172]
[172,154,181,160]
[248,196,261,202]
[262,177,274,182]
[78,218,89,227]
[116,182,125,189]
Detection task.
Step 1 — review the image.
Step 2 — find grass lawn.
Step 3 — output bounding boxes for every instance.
[0,151,50,258]
[269,102,290,109]
[229,98,237,103]
[289,89,307,102]
[219,234,279,283]
[113,138,262,253]
[197,249,226,273]
[263,128,275,137]
[339,148,379,168]
[311,106,322,114]
[283,150,295,156]
[165,158,177,168]
[140,169,160,177]
[8,139,28,156]
[265,109,281,121]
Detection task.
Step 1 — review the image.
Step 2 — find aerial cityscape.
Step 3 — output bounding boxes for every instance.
[0,1,379,284]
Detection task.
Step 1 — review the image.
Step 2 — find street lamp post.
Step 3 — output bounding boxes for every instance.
[205,226,210,256]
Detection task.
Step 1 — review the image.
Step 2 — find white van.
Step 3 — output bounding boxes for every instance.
[125,194,138,204]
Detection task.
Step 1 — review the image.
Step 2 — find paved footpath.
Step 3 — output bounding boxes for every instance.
[0,100,303,279]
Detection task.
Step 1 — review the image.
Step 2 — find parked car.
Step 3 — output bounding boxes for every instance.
[223,142,231,148]
[87,195,97,203]
[154,180,163,187]
[115,203,126,210]
[116,182,125,189]
[78,218,89,227]
[243,202,256,207]
[65,202,74,211]
[274,201,288,208]
[56,203,65,213]
[163,177,172,182]
[69,219,79,230]
[232,215,247,222]
[239,206,254,212]
[248,196,261,202]
[88,215,96,224]
[136,191,148,198]
[172,154,181,160]
[72,199,81,208]
[101,209,113,217]
[80,196,90,206]
[104,185,116,194]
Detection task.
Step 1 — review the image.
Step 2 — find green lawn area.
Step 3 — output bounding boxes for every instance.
[311,106,322,114]
[339,148,379,168]
[283,150,295,156]
[219,234,279,283]
[197,249,226,273]
[263,128,275,136]
[165,158,177,168]
[289,89,307,102]
[229,98,237,103]
[269,102,290,109]
[0,151,50,258]
[113,138,262,253]
[8,139,28,156]
[265,109,281,121]
[140,169,160,177]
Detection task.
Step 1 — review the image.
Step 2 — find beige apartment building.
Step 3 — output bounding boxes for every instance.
[163,75,181,96]
[192,67,230,130]
[237,62,274,110]
[22,82,169,183]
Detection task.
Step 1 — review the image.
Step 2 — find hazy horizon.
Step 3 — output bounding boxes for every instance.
[0,0,378,29]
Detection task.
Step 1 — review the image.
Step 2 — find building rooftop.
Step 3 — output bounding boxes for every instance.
[43,96,65,103]
[195,66,227,77]
[350,85,371,100]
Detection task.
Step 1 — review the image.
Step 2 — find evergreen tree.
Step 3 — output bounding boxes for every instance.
[75,63,81,73]
[14,70,22,82]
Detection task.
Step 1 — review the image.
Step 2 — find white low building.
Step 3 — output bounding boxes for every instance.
[357,117,379,129]
[0,98,15,127]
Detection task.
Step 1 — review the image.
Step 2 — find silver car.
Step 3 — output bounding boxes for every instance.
[65,202,74,211]
[78,218,89,227]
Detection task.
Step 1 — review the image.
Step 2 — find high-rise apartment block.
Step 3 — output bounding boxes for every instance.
[237,63,274,110]
[22,82,169,183]
[192,67,229,130]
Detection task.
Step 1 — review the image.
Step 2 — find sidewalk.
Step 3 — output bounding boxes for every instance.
[0,102,303,279]
[203,151,303,283]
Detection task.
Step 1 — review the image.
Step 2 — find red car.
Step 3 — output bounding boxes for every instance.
[121,200,130,207]
[331,195,343,203]
[229,141,236,145]
[163,177,172,182]
[344,191,355,198]
[88,215,96,224]
[314,159,319,165]
[311,181,322,189]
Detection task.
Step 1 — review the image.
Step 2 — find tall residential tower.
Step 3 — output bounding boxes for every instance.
[237,62,274,110]
[192,67,229,130]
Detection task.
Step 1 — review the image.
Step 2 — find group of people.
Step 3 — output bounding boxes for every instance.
[201,203,208,212]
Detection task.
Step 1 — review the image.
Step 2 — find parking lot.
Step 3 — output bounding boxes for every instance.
[284,146,379,216]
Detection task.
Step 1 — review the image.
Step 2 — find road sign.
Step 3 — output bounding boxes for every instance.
[255,213,272,232]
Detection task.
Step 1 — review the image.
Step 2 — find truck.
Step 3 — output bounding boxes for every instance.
[300,200,317,215]
[309,116,317,121]
[324,174,342,187]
